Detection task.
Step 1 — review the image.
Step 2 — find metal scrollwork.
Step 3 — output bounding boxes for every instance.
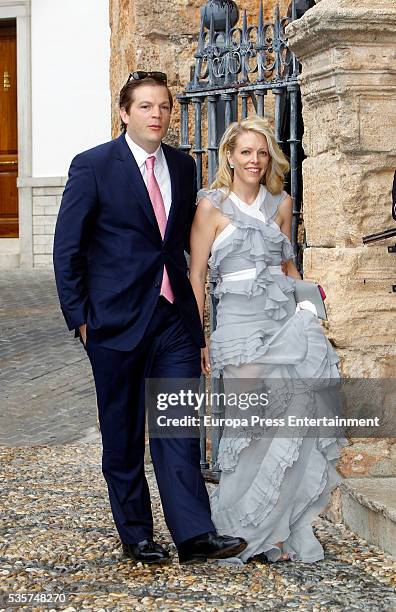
[191,0,295,88]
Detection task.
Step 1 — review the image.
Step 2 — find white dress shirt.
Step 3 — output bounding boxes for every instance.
[125,133,172,218]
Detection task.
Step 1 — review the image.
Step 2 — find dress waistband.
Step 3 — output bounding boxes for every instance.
[221,266,283,281]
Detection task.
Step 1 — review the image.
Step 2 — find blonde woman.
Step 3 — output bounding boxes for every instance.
[189,115,343,564]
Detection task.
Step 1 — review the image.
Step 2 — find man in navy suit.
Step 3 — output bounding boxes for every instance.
[53,72,246,564]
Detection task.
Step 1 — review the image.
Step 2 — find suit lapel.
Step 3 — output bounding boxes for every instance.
[115,134,159,233]
[162,143,181,243]
[115,136,182,242]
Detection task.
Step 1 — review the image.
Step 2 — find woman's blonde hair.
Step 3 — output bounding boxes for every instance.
[211,114,289,195]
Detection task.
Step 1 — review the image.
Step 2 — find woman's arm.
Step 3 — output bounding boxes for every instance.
[278,194,302,280]
[189,197,219,373]
[190,197,218,324]
[284,258,302,280]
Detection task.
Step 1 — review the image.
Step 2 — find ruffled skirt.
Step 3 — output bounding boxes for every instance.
[209,292,345,563]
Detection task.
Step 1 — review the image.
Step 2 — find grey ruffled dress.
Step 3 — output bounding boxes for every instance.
[198,186,344,564]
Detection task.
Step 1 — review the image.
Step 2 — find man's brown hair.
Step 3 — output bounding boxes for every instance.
[119,77,174,132]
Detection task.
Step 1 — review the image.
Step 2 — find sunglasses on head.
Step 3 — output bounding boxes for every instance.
[126,71,167,85]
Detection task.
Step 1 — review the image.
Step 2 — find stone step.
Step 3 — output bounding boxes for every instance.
[340,477,396,558]
[0,239,20,268]
[0,253,21,268]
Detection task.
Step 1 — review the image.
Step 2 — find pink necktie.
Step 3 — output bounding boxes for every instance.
[145,155,174,303]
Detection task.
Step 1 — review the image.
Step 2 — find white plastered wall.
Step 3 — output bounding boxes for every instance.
[31,0,111,178]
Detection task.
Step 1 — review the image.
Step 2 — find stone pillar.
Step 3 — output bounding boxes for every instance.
[287,0,396,478]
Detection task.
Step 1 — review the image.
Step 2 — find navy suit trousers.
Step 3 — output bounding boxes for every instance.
[86,297,215,546]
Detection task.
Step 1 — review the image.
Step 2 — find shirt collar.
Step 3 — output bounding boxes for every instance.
[125,133,163,169]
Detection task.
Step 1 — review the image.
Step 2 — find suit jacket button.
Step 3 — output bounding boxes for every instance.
[155,281,160,288]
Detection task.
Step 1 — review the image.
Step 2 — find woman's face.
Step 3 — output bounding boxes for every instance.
[228,131,270,187]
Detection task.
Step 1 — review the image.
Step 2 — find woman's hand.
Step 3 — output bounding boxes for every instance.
[201,342,211,375]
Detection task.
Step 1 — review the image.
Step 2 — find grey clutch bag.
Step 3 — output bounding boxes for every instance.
[294,279,327,320]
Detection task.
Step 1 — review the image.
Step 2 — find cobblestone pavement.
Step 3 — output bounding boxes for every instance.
[0,271,98,446]
[0,444,395,612]
[0,271,395,611]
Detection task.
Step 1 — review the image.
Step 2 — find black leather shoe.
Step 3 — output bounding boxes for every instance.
[122,539,170,564]
[178,531,247,564]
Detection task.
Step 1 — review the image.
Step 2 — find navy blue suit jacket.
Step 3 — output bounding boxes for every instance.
[53,134,205,350]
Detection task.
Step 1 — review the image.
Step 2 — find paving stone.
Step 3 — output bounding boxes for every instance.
[0,271,395,610]
[0,444,395,611]
[0,271,98,447]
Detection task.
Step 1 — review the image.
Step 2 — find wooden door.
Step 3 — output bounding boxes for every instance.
[0,19,18,238]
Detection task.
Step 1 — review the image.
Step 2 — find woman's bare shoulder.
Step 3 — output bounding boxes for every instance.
[196,195,223,218]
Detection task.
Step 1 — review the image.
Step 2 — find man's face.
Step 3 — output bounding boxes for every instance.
[120,84,171,152]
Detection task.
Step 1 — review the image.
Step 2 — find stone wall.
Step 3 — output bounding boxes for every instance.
[287,0,396,478]
[31,179,66,267]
